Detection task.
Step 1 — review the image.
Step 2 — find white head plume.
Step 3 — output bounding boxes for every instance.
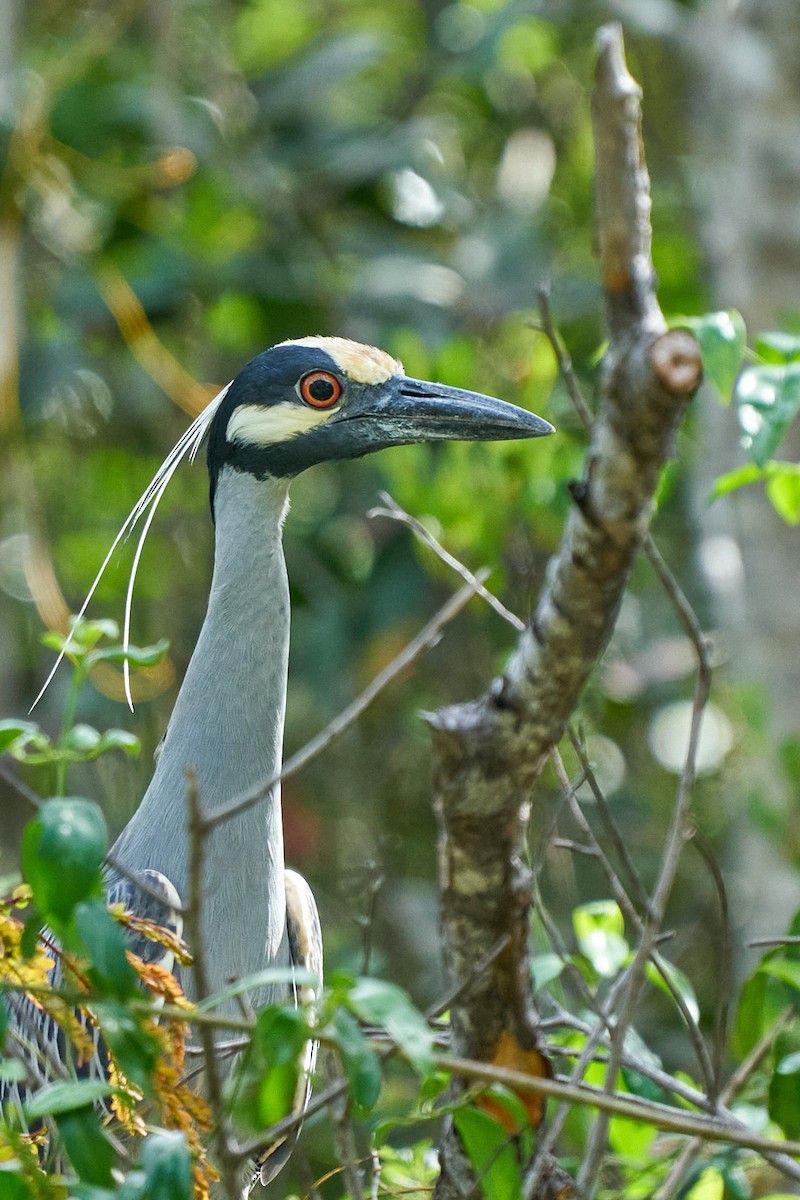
[31,383,231,713]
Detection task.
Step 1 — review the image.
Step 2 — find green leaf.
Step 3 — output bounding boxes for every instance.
[735,362,800,465]
[95,1002,161,1095]
[229,1006,309,1131]
[776,1049,800,1075]
[572,901,628,978]
[56,1106,115,1186]
[97,729,141,757]
[686,1167,725,1200]
[331,1007,382,1112]
[0,1171,31,1199]
[710,462,766,500]
[733,968,790,1059]
[69,618,120,649]
[770,1031,800,1138]
[73,901,138,999]
[0,1060,27,1083]
[644,958,700,1023]
[22,798,107,922]
[675,310,746,401]
[0,720,41,755]
[760,958,800,991]
[61,725,102,757]
[90,639,170,668]
[531,953,565,991]
[197,966,316,1012]
[755,331,800,363]
[766,464,800,525]
[0,995,7,1051]
[138,1131,192,1200]
[453,1106,521,1200]
[24,1079,114,1121]
[349,978,434,1074]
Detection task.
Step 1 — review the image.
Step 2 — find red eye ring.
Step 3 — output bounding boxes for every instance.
[299,370,342,409]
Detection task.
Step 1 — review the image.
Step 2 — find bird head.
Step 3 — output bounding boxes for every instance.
[207,336,553,508]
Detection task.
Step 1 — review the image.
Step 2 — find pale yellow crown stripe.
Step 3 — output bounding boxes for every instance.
[278,336,403,385]
[226,401,334,447]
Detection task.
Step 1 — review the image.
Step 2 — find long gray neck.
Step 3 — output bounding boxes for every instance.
[111,467,291,998]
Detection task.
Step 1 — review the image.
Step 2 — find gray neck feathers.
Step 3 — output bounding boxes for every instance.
[111,467,292,999]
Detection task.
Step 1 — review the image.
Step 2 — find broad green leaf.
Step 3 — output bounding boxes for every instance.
[760,958,800,991]
[25,1079,114,1121]
[733,968,790,1059]
[349,978,434,1074]
[675,310,745,401]
[97,729,141,758]
[453,1106,521,1200]
[56,1107,115,1187]
[331,1007,382,1112]
[197,966,316,1011]
[138,1131,192,1200]
[573,901,628,978]
[95,1002,161,1095]
[766,465,800,524]
[644,958,700,1023]
[609,1109,656,1161]
[69,617,120,648]
[73,901,138,999]
[776,1050,800,1075]
[230,1006,308,1130]
[531,953,565,991]
[90,639,169,668]
[755,331,800,363]
[735,362,800,465]
[0,720,41,755]
[710,462,765,500]
[0,1171,31,1199]
[22,798,107,922]
[770,1031,800,1138]
[62,725,102,756]
[0,1060,28,1083]
[686,1167,724,1200]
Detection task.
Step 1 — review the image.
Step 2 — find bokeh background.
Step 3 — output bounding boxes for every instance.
[1,0,800,1183]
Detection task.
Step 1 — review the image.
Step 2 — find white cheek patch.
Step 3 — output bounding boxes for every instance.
[227,402,335,447]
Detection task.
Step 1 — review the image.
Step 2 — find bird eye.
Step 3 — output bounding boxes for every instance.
[298,371,342,409]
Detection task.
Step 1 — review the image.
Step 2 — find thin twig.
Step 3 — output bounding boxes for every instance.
[749,936,800,948]
[202,572,490,831]
[691,828,731,1098]
[533,280,594,432]
[653,1006,796,1200]
[577,582,712,1195]
[542,1006,800,1186]
[568,724,649,910]
[368,492,525,632]
[441,1053,800,1161]
[551,746,717,1098]
[184,770,239,1200]
[325,1052,365,1200]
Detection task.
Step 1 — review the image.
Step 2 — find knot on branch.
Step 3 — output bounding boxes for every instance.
[650,329,703,396]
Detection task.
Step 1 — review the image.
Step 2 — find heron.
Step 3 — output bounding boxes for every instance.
[6,336,553,1192]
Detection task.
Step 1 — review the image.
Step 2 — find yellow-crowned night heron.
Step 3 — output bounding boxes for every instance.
[7,337,553,1192]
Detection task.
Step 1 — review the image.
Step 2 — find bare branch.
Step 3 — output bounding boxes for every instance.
[369,492,525,632]
[430,24,701,1199]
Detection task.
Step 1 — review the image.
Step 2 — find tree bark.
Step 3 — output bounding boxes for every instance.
[431,26,702,1199]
